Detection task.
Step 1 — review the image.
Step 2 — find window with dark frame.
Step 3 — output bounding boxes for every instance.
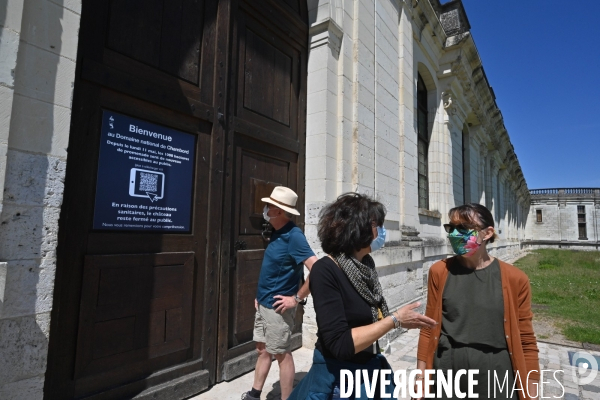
[536,209,542,223]
[462,128,469,205]
[577,205,587,239]
[417,74,429,210]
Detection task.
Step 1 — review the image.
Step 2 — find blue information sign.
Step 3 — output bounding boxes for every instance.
[93,110,196,232]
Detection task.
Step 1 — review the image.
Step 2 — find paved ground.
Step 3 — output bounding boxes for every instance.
[191,329,600,399]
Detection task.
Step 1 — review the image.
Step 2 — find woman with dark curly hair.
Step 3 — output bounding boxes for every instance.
[290,193,436,400]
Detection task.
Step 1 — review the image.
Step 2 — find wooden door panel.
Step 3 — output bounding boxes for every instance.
[282,0,300,13]
[92,317,136,359]
[217,0,307,381]
[107,0,205,84]
[238,151,289,237]
[229,149,289,350]
[243,29,292,126]
[74,252,194,383]
[235,9,301,140]
[54,88,216,397]
[232,249,264,345]
[218,140,300,373]
[48,0,306,396]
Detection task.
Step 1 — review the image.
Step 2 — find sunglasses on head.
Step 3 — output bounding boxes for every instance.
[443,223,475,234]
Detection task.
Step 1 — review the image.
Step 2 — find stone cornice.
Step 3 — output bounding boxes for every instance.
[412,0,447,51]
[441,36,528,198]
[429,0,471,35]
[309,17,343,55]
[469,124,487,147]
[412,1,530,206]
[529,188,600,203]
[479,144,488,158]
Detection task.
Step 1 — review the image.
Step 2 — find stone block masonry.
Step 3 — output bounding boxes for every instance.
[524,188,600,250]
[0,0,82,398]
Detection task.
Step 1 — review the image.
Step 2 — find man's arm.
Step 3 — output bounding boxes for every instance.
[273,255,317,313]
[296,255,317,299]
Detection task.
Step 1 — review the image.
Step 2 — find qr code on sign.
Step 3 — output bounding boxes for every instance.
[139,172,158,192]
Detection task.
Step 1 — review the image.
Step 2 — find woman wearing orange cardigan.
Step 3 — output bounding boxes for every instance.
[415,203,539,400]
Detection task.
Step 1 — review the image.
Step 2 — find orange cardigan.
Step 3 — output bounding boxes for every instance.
[417,257,540,400]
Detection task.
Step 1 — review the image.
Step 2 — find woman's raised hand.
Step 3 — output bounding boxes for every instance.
[396,302,437,330]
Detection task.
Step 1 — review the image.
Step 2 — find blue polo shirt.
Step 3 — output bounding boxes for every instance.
[256,221,315,309]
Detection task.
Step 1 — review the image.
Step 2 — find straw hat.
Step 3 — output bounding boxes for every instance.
[262,186,300,216]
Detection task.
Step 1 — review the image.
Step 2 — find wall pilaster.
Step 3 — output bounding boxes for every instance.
[0,0,82,397]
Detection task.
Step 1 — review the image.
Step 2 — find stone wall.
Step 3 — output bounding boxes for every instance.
[524,189,600,250]
[0,0,81,398]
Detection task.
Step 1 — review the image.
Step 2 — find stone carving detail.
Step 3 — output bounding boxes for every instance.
[418,12,429,31]
[441,91,456,127]
[442,91,453,110]
[401,225,423,244]
[440,9,460,36]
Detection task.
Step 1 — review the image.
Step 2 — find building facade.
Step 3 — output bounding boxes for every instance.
[524,188,600,250]
[301,0,530,347]
[0,0,529,399]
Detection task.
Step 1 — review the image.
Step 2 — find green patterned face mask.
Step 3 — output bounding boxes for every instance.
[447,229,480,256]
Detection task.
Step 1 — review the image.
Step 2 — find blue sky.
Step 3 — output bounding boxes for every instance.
[460,0,600,189]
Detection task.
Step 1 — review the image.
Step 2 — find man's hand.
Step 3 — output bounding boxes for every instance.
[255,298,258,311]
[272,295,297,313]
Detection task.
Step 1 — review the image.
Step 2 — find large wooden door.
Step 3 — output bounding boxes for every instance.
[45,0,307,398]
[44,0,222,398]
[217,0,308,381]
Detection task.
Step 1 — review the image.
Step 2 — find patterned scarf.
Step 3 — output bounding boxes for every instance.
[333,253,390,323]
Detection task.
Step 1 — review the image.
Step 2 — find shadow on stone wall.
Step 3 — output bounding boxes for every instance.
[450,125,464,207]
[0,0,68,398]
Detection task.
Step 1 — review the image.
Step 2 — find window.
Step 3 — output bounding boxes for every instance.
[417,74,429,210]
[496,173,501,223]
[462,128,470,204]
[536,209,542,222]
[577,205,587,239]
[579,224,587,239]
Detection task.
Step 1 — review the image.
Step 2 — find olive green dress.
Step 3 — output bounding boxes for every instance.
[432,258,518,399]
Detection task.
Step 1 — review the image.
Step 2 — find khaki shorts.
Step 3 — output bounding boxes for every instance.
[253,304,296,354]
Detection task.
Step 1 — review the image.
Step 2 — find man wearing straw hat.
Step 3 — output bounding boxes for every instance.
[242,186,318,400]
